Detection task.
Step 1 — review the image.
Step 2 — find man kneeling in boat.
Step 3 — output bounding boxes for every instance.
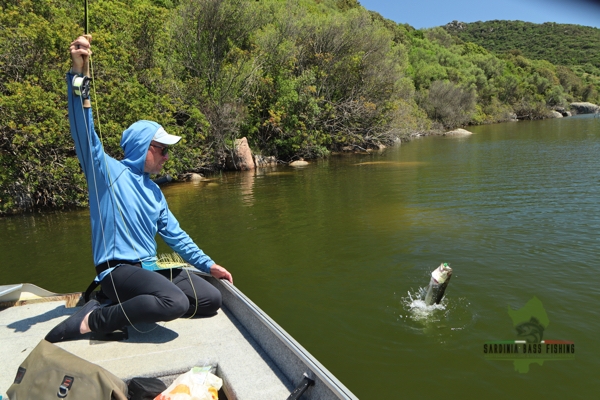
[45,35,233,343]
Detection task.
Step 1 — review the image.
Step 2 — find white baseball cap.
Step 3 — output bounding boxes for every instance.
[152,127,181,145]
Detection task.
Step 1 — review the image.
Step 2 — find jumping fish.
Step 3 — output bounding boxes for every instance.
[423,263,453,305]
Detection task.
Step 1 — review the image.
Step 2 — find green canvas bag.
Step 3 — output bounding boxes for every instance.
[7,339,128,400]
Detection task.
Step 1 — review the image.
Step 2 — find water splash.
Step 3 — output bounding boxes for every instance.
[396,285,475,342]
[402,287,447,322]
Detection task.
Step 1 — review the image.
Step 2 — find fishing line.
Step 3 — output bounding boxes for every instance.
[79,2,200,330]
[83,58,156,334]
[78,1,156,333]
[162,255,200,319]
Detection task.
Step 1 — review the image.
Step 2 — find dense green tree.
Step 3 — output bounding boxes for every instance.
[418,80,476,129]
[244,3,419,159]
[169,0,265,166]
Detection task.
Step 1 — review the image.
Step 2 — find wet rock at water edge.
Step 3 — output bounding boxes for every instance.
[289,159,309,167]
[254,155,277,168]
[225,137,256,171]
[570,102,599,115]
[443,128,473,136]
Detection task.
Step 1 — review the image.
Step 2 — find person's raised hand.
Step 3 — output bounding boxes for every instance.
[69,35,92,76]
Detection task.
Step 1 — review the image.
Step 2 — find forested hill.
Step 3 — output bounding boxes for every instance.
[2,0,600,214]
[444,20,600,72]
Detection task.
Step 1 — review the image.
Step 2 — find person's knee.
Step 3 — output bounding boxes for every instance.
[185,288,222,317]
[200,288,222,316]
[163,290,189,320]
[206,289,222,314]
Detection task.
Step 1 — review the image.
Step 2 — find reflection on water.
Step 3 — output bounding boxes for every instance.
[353,161,428,167]
[238,170,255,207]
[264,171,295,176]
[2,115,600,398]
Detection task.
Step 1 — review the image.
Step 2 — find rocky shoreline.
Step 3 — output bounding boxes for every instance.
[566,102,599,115]
[186,101,600,179]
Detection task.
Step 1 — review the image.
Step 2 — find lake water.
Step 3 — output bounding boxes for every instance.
[2,114,600,398]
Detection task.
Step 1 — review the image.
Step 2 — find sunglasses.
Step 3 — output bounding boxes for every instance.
[150,143,169,156]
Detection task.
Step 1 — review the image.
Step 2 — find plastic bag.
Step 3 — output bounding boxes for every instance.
[155,367,222,400]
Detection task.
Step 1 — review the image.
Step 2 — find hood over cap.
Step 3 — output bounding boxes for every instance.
[120,120,162,174]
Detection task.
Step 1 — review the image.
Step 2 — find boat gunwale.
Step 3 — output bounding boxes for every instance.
[212,276,358,400]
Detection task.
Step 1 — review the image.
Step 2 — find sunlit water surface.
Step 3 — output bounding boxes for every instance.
[2,115,600,397]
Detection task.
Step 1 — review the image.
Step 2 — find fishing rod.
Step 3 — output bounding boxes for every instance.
[84,0,88,35]
[72,0,90,91]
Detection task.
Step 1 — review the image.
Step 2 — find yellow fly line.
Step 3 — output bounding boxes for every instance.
[156,253,189,269]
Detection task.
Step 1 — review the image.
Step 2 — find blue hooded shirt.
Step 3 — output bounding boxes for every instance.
[67,72,215,275]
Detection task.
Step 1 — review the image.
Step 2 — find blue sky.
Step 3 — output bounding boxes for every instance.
[358,0,600,29]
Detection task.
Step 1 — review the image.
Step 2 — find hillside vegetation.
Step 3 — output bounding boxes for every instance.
[444,20,600,87]
[1,0,599,214]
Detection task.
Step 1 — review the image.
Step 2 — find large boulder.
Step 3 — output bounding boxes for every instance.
[225,137,255,171]
[554,107,571,117]
[254,155,277,168]
[444,128,473,136]
[188,173,206,183]
[570,102,599,114]
[550,110,563,118]
[289,159,309,167]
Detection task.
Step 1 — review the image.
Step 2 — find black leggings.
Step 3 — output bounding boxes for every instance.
[88,265,222,333]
